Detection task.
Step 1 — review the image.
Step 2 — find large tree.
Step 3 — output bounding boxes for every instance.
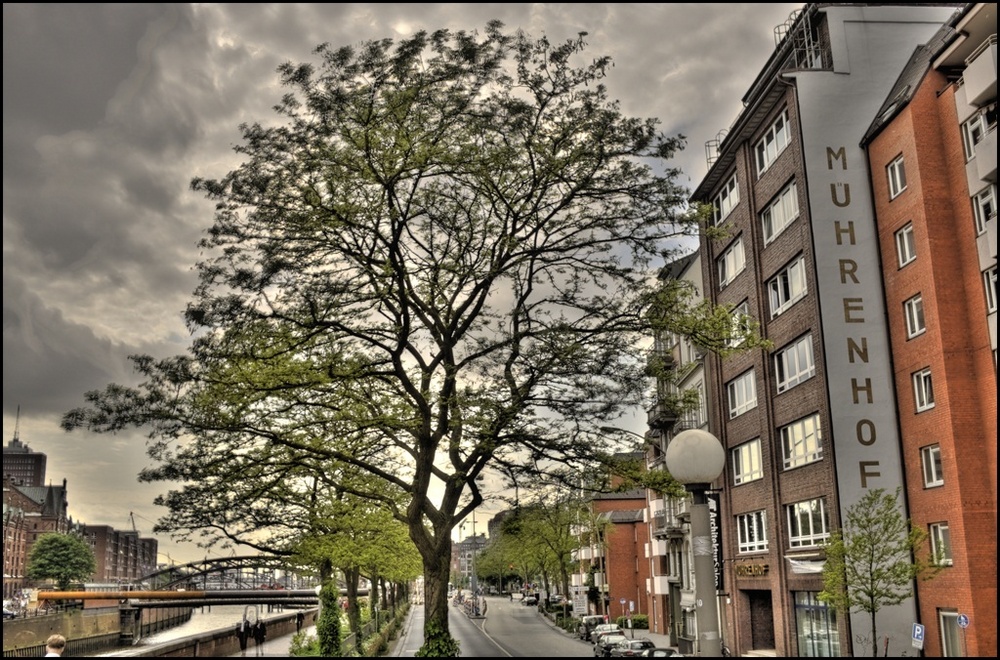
[63,22,746,654]
[819,487,940,657]
[26,532,97,591]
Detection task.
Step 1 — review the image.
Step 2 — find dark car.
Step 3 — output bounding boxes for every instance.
[578,614,605,640]
[594,634,628,658]
[638,649,684,658]
[610,638,658,657]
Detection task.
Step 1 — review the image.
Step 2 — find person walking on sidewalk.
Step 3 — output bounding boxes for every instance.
[252,619,267,656]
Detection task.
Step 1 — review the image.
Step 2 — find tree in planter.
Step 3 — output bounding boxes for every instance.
[62,21,762,656]
[316,581,343,657]
[819,487,941,657]
[26,532,96,591]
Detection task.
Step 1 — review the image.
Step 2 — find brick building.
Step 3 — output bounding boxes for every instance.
[688,4,962,656]
[862,3,997,654]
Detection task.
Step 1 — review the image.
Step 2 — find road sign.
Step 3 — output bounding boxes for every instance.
[957,613,969,628]
[619,598,626,605]
[912,623,925,650]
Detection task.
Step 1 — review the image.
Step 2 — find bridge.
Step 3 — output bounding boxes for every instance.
[36,588,322,609]
[141,555,319,591]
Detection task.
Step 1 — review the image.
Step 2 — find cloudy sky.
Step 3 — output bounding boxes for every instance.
[3,3,803,565]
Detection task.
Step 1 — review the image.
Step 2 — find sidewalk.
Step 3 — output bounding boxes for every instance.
[229,625,314,657]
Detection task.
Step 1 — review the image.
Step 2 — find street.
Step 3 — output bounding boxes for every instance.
[394,595,593,657]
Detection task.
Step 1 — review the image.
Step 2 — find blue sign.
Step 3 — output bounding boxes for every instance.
[957,614,969,629]
[912,623,924,642]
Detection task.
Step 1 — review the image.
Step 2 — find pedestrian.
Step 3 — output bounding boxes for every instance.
[44,634,66,657]
[252,618,267,656]
[235,616,251,656]
[296,610,305,633]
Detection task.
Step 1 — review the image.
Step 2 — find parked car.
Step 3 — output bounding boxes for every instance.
[638,649,684,657]
[610,638,658,657]
[589,622,623,643]
[523,594,538,606]
[594,633,629,657]
[578,614,605,640]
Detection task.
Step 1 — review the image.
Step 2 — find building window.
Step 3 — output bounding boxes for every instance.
[717,237,746,288]
[787,498,830,548]
[961,107,996,161]
[929,522,952,566]
[895,222,916,267]
[939,610,962,657]
[985,266,997,314]
[761,180,799,244]
[913,368,935,412]
[780,413,823,470]
[713,174,739,225]
[727,370,757,419]
[775,334,815,393]
[727,300,752,349]
[732,439,763,485]
[736,510,768,553]
[973,185,996,235]
[904,294,926,338]
[755,108,791,176]
[921,444,944,488]
[887,155,907,199]
[768,256,808,318]
[795,592,842,658]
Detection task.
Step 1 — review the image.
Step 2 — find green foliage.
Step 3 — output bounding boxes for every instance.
[615,614,648,630]
[61,20,729,644]
[26,532,96,591]
[415,618,460,657]
[819,487,939,657]
[289,630,320,656]
[317,582,343,657]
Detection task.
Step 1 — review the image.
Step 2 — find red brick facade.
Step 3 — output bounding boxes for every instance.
[867,64,997,658]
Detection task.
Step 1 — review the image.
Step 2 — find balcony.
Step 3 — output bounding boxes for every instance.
[964,35,997,107]
[977,126,997,183]
[645,349,676,377]
[647,402,679,430]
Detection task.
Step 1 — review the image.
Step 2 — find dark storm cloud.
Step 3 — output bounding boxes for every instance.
[3,3,803,562]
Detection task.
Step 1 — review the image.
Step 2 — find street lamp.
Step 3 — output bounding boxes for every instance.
[664,429,724,658]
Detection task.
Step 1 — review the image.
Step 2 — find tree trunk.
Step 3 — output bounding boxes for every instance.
[417,538,460,656]
[345,566,361,634]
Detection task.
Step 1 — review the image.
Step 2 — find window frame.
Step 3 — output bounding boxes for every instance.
[713,174,740,226]
[887,155,907,199]
[736,510,768,553]
[780,413,823,470]
[768,256,808,318]
[929,522,952,566]
[717,236,746,288]
[732,438,763,485]
[895,222,916,267]
[913,367,935,412]
[755,108,791,176]
[786,498,830,549]
[727,370,757,419]
[985,266,997,314]
[921,444,944,488]
[774,334,816,393]
[761,180,800,245]
[973,185,996,235]
[904,294,926,339]
[726,300,752,349]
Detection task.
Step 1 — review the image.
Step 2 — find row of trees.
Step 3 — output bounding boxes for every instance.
[61,21,744,656]
[61,17,952,658]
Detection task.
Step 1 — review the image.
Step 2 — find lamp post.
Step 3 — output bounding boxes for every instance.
[664,429,725,658]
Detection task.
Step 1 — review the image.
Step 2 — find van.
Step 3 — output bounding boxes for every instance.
[578,614,605,640]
